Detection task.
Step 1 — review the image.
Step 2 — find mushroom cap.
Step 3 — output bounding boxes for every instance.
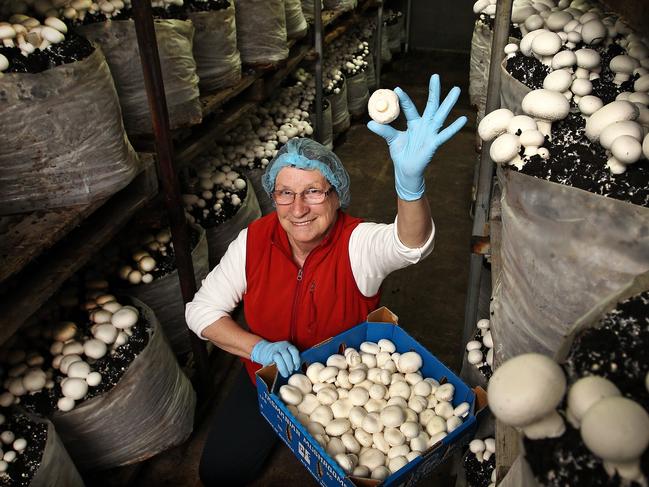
[522,89,571,121]
[487,353,566,428]
[581,19,607,45]
[634,74,649,93]
[600,120,644,149]
[575,48,601,69]
[478,108,514,142]
[543,69,573,92]
[643,133,649,160]
[524,14,544,31]
[511,6,537,24]
[546,11,573,31]
[520,129,545,148]
[611,135,642,164]
[507,115,538,135]
[628,92,649,105]
[552,50,577,70]
[566,376,620,427]
[581,396,649,463]
[520,29,546,57]
[489,133,521,164]
[571,78,592,96]
[585,100,639,142]
[578,95,603,116]
[609,55,640,75]
[532,31,563,57]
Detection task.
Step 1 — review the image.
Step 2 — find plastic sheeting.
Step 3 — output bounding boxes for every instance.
[189,4,242,93]
[51,298,196,471]
[386,22,401,54]
[0,48,140,215]
[346,71,369,118]
[29,417,84,487]
[328,76,351,135]
[285,0,308,39]
[235,0,288,65]
[469,20,491,121]
[499,59,530,115]
[205,177,262,267]
[490,166,649,362]
[300,0,322,21]
[323,0,355,11]
[365,53,377,91]
[120,224,209,355]
[245,167,275,216]
[311,101,333,150]
[77,19,201,135]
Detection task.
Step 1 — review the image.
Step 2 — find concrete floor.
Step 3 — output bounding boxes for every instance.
[132,49,476,487]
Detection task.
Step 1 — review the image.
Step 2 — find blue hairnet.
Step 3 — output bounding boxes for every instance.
[262,138,351,208]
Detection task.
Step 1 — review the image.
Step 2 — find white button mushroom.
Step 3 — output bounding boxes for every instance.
[368,89,400,124]
[111,307,139,329]
[581,396,649,485]
[61,377,88,400]
[487,353,566,439]
[86,371,102,387]
[478,108,515,142]
[566,375,621,429]
[521,89,571,140]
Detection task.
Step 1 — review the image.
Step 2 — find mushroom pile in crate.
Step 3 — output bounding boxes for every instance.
[465,318,494,380]
[0,13,93,73]
[486,1,649,207]
[464,437,496,487]
[0,280,150,415]
[278,339,471,481]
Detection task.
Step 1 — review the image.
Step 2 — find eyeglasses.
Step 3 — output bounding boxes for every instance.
[272,186,334,205]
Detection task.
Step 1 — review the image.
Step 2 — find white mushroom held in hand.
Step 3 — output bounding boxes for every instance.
[368,89,400,124]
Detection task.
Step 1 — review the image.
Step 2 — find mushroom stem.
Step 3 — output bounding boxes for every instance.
[603,460,647,487]
[535,119,553,140]
[520,410,566,439]
[607,155,627,174]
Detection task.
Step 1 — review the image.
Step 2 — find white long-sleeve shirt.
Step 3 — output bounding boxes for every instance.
[185,217,435,339]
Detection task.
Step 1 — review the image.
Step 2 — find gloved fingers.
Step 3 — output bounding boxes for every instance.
[273,352,291,378]
[287,345,301,372]
[431,86,462,129]
[367,120,400,144]
[394,86,420,122]
[278,348,298,376]
[435,115,468,147]
[422,74,441,121]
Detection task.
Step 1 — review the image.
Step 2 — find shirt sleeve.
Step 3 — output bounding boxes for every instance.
[349,216,435,297]
[185,228,248,340]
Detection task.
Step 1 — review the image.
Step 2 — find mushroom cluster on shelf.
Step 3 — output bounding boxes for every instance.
[464,437,496,487]
[0,413,28,473]
[113,228,173,286]
[0,279,149,415]
[465,318,494,379]
[278,339,471,481]
[0,411,48,486]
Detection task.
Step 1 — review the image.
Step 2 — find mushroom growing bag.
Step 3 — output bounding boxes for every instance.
[244,167,275,216]
[50,298,196,471]
[323,0,355,11]
[76,19,201,135]
[205,176,262,267]
[490,166,649,361]
[310,101,333,150]
[327,76,351,135]
[188,3,242,92]
[120,224,209,356]
[300,0,322,21]
[499,59,531,115]
[0,47,140,215]
[235,0,288,65]
[346,71,369,118]
[29,417,84,487]
[285,0,308,40]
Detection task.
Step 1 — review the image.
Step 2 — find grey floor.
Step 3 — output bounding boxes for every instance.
[133,48,477,487]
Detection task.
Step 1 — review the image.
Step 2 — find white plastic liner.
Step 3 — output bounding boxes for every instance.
[29,416,84,487]
[244,167,275,216]
[328,76,351,135]
[285,0,308,39]
[491,166,649,362]
[499,59,530,115]
[205,176,262,267]
[346,71,369,118]
[120,224,209,355]
[311,102,333,150]
[77,19,201,135]
[188,4,242,92]
[323,0,355,11]
[469,20,491,120]
[0,48,140,215]
[51,297,196,471]
[235,0,288,65]
[300,0,322,21]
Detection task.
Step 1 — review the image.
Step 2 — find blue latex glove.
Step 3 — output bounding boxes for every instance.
[367,74,468,201]
[250,339,301,378]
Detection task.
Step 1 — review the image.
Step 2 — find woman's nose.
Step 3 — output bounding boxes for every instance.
[290,194,310,216]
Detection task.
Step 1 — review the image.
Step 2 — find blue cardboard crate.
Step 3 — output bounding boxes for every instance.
[256,312,478,487]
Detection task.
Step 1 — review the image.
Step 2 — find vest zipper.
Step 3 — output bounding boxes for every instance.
[290,267,305,343]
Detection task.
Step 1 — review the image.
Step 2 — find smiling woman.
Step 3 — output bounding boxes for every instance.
[184,74,466,486]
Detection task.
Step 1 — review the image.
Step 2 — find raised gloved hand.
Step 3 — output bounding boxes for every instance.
[250,339,301,378]
[367,74,467,201]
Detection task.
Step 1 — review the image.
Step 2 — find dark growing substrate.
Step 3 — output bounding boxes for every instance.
[463,450,495,487]
[0,411,47,487]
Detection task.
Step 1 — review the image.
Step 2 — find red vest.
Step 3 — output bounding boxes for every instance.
[242,210,381,382]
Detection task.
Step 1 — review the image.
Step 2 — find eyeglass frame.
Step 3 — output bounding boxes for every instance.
[271,186,335,205]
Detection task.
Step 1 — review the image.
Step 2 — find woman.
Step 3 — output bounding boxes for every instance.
[186,74,466,485]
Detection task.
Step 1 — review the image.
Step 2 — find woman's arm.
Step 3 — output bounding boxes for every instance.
[200,316,262,359]
[396,197,433,248]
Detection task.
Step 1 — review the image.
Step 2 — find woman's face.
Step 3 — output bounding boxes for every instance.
[274,167,340,251]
